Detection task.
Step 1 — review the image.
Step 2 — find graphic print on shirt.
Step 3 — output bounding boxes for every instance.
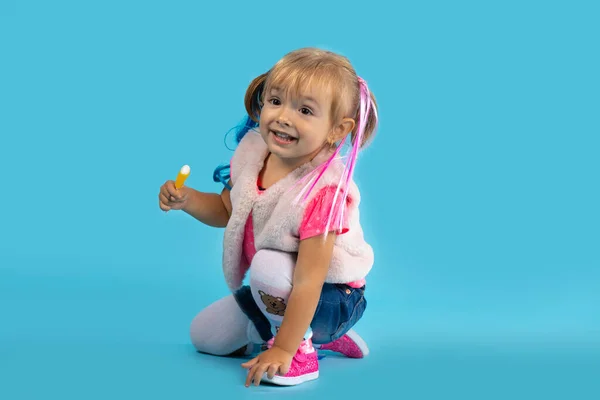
[258,290,287,316]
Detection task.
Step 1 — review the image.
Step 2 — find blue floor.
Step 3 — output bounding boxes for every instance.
[1,262,598,399]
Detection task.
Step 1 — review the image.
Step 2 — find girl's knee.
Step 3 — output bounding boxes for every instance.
[249,249,295,284]
[188,295,251,356]
[189,314,241,356]
[249,250,296,323]
[249,250,295,300]
[189,312,211,352]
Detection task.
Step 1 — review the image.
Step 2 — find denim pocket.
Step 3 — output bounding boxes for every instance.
[311,284,367,344]
[330,285,367,341]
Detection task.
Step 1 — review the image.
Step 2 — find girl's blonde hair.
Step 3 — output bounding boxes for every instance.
[243,47,378,148]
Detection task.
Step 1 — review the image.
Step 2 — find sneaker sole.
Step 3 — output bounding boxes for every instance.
[346,329,370,357]
[262,371,319,386]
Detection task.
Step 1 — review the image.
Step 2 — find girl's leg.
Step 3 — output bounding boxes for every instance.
[189,294,259,356]
[248,249,312,340]
[248,249,319,385]
[247,249,369,361]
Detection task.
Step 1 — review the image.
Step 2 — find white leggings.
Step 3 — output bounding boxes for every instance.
[190,249,305,355]
[189,294,259,356]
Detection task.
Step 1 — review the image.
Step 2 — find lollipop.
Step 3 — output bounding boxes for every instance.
[175,165,190,189]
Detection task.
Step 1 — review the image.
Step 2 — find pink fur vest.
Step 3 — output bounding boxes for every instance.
[222,130,374,292]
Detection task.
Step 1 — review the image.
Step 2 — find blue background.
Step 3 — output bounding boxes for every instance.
[1,0,598,398]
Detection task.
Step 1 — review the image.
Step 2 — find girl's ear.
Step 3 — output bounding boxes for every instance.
[328,117,355,145]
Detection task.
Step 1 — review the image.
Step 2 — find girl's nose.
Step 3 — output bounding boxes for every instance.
[277,118,291,127]
[276,109,293,127]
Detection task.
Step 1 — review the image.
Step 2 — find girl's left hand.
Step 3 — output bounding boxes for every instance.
[241,346,293,387]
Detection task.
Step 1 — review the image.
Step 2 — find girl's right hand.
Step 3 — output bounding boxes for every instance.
[158,180,189,212]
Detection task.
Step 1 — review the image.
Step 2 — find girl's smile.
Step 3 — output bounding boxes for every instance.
[270,129,298,145]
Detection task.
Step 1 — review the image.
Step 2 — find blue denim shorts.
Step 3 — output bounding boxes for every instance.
[233,283,367,345]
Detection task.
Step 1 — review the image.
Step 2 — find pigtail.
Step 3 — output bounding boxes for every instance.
[244,72,269,123]
[213,73,268,190]
[354,91,379,148]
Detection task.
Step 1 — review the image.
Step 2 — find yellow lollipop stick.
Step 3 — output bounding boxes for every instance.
[175,165,190,189]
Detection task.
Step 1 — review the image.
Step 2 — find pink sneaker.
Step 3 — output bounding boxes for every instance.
[261,338,319,386]
[319,329,369,358]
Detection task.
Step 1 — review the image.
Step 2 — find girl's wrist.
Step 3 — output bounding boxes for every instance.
[181,187,195,212]
[272,343,296,358]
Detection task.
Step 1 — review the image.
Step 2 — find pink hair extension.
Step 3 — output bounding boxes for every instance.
[291,77,378,237]
[324,77,374,235]
[290,154,346,204]
[295,135,348,202]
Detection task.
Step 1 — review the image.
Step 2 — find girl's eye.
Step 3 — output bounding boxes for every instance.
[300,107,312,115]
[269,98,281,106]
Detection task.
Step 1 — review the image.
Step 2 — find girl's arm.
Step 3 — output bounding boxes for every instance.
[182,182,232,228]
[272,233,337,355]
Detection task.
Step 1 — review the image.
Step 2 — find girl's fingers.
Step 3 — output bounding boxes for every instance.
[266,363,280,379]
[241,357,258,369]
[159,193,171,205]
[245,364,259,387]
[252,364,270,386]
[166,182,181,199]
[159,200,170,212]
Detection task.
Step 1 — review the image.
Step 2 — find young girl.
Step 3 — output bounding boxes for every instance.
[158,47,379,387]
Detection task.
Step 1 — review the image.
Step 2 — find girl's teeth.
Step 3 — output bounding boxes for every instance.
[274,131,294,140]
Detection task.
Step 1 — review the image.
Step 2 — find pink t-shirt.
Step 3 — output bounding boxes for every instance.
[241,179,366,288]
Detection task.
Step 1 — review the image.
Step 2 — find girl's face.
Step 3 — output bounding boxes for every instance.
[259,84,334,167]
